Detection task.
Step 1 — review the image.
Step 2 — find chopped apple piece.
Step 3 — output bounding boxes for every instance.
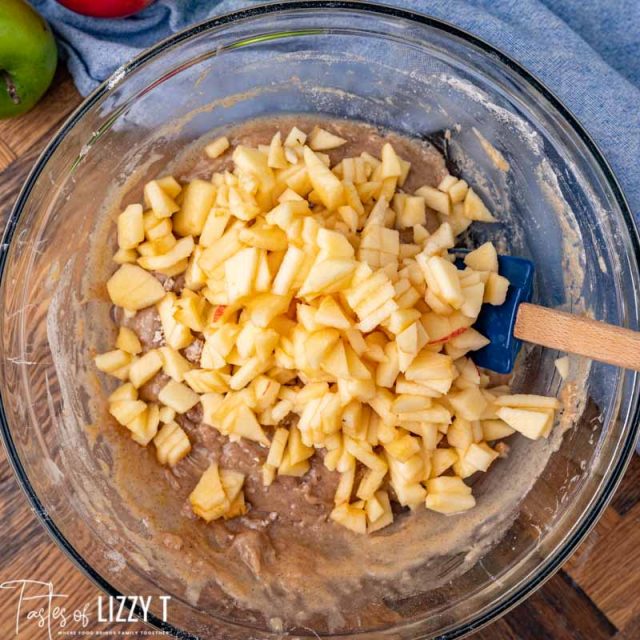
[303,146,344,210]
[464,242,498,272]
[287,426,314,465]
[200,208,231,247]
[158,347,192,382]
[405,351,454,384]
[482,419,515,440]
[423,256,464,308]
[157,293,193,350]
[109,382,137,403]
[224,491,248,519]
[315,296,351,330]
[219,468,245,504]
[174,179,216,236]
[484,272,510,305]
[299,259,357,297]
[367,491,394,532]
[380,143,402,179]
[321,339,350,379]
[426,476,471,496]
[144,180,179,218]
[448,327,490,353]
[189,463,229,521]
[117,204,144,250]
[437,175,458,192]
[278,450,310,477]
[495,407,554,440]
[308,127,347,151]
[494,394,561,410]
[109,399,147,426]
[153,421,191,466]
[233,145,275,192]
[555,356,569,380]
[416,185,451,216]
[305,328,340,369]
[464,442,499,472]
[317,227,355,259]
[159,405,176,424]
[356,298,398,333]
[137,236,195,272]
[126,403,160,446]
[239,221,288,251]
[330,502,366,534]
[384,433,421,462]
[463,188,496,222]
[448,388,488,421]
[263,131,286,169]
[266,427,289,469]
[272,245,305,295]
[107,264,166,311]
[113,248,137,264]
[129,350,163,388]
[225,247,259,302]
[199,226,243,275]
[183,369,228,394]
[345,437,387,472]
[448,179,469,204]
[230,405,269,445]
[243,293,289,329]
[426,492,476,514]
[397,195,426,228]
[356,468,387,501]
[447,417,474,450]
[430,447,458,477]
[158,380,200,414]
[460,282,485,320]
[205,136,230,159]
[365,492,385,522]
[95,349,131,375]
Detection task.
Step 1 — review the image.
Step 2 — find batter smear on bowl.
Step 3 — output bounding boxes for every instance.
[94,117,561,625]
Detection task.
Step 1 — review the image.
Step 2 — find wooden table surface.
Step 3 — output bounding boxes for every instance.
[1,68,639,640]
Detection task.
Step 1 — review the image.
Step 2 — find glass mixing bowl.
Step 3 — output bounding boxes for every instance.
[1,2,639,638]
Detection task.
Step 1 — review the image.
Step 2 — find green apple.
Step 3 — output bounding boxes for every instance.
[0,0,57,119]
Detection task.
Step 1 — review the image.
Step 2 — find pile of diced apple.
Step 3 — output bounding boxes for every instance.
[95,124,560,533]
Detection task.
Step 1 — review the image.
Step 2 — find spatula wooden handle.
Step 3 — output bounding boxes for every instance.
[514,303,640,371]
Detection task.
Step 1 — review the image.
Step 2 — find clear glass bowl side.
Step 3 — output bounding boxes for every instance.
[1,5,638,639]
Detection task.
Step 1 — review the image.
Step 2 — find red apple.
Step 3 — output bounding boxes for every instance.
[55,0,154,18]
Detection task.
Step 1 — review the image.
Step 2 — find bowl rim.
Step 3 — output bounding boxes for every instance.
[1,1,639,638]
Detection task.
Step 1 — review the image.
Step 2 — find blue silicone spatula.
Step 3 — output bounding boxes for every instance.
[453,252,640,374]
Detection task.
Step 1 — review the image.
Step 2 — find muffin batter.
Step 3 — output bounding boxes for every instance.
[92,117,562,633]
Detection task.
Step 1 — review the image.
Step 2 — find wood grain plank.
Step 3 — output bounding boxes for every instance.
[472,570,617,640]
[0,446,149,639]
[0,118,68,222]
[611,453,640,516]
[565,501,640,629]
[0,139,16,171]
[562,506,621,574]
[615,611,640,639]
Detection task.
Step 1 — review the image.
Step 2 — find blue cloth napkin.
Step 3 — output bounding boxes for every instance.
[31,0,640,223]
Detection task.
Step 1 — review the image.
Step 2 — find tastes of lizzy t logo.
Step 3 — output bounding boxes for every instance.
[0,580,171,638]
